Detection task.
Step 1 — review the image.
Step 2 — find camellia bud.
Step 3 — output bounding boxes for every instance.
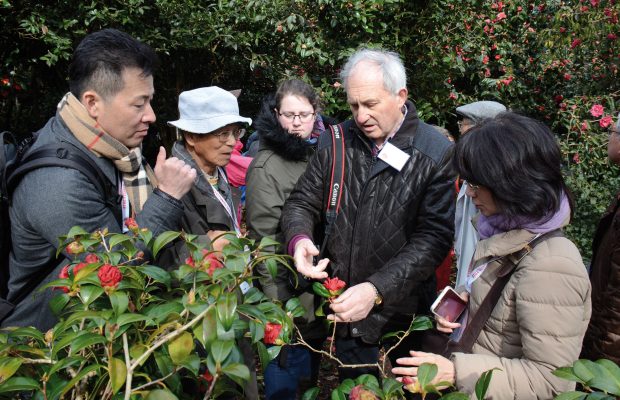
[65,241,84,255]
[44,329,54,345]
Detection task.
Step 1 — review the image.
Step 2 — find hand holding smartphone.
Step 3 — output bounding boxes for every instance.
[430,286,468,323]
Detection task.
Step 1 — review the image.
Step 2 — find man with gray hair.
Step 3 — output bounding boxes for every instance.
[281,48,456,379]
[453,100,506,287]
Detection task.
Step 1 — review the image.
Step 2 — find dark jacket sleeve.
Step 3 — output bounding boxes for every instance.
[367,146,456,307]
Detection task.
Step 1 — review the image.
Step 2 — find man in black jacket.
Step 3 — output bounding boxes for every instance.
[281,48,456,379]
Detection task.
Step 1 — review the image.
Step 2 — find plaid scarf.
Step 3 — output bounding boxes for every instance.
[57,92,157,213]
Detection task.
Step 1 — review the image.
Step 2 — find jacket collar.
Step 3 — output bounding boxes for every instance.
[349,100,420,152]
[171,141,231,198]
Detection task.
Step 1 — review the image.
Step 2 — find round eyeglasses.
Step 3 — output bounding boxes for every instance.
[211,127,246,142]
[277,111,316,123]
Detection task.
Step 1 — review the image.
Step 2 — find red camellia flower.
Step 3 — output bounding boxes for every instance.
[600,115,613,128]
[98,264,122,288]
[84,253,100,264]
[124,217,139,232]
[482,55,489,64]
[590,104,604,117]
[65,241,84,255]
[323,277,347,298]
[185,256,195,268]
[570,38,582,49]
[591,0,600,6]
[201,250,224,276]
[350,384,379,400]
[608,34,618,41]
[496,12,507,21]
[201,370,214,382]
[573,153,581,164]
[73,262,87,276]
[263,322,283,345]
[564,73,572,81]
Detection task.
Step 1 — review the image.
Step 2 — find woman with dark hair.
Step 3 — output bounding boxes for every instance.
[393,112,591,398]
[245,79,334,399]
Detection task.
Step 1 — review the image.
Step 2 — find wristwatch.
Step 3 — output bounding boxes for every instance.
[369,282,383,306]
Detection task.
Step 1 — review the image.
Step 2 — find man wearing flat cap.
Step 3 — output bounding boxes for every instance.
[454,100,506,287]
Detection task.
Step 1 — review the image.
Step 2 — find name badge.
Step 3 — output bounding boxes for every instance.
[378,142,410,171]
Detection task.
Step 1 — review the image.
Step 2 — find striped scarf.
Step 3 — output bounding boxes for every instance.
[57,92,157,213]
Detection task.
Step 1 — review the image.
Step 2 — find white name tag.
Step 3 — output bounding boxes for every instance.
[239,281,252,294]
[377,141,410,171]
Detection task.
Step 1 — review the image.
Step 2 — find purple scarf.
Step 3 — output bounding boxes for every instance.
[477,192,570,239]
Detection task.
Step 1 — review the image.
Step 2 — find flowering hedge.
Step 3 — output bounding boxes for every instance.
[1,0,618,254]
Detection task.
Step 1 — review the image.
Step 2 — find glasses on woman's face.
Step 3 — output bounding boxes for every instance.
[211,127,245,142]
[468,182,482,192]
[277,110,316,123]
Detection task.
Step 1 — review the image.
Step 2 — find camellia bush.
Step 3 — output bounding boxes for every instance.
[0,221,304,399]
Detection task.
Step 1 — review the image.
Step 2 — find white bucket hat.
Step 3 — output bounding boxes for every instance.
[168,86,252,134]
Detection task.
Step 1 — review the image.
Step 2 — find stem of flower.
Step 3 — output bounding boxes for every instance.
[123,333,132,400]
[203,374,219,400]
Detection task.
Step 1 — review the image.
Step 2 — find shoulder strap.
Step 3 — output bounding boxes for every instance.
[318,123,345,259]
[454,228,565,352]
[5,143,118,306]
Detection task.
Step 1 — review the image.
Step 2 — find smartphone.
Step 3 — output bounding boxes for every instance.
[430,286,467,323]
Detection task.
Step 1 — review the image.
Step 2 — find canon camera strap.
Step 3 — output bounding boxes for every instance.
[319,123,345,259]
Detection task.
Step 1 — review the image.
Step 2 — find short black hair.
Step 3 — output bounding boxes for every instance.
[69,29,158,99]
[454,111,571,221]
[275,79,321,113]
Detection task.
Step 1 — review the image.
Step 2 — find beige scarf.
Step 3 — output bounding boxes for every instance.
[57,92,158,213]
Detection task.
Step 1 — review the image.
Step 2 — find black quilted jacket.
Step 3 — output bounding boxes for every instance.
[281,101,457,343]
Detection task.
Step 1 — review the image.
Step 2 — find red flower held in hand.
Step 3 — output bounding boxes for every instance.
[201,250,224,276]
[590,104,604,117]
[323,277,346,298]
[98,264,122,289]
[263,322,282,345]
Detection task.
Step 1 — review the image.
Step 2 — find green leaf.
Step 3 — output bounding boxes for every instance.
[312,281,330,298]
[475,368,500,400]
[109,291,129,316]
[0,376,40,392]
[58,364,102,397]
[554,393,589,400]
[410,315,434,331]
[382,377,405,396]
[115,313,151,327]
[243,287,266,304]
[67,226,89,238]
[417,363,438,388]
[440,393,471,400]
[356,374,379,388]
[152,231,181,258]
[145,389,179,400]
[573,359,597,383]
[554,367,584,383]
[138,265,172,287]
[48,356,83,376]
[222,362,250,383]
[6,326,45,342]
[80,285,104,305]
[145,302,184,324]
[265,258,278,280]
[202,306,218,348]
[70,332,107,353]
[330,387,346,400]
[211,340,234,364]
[588,359,620,395]
[108,233,132,250]
[49,292,71,315]
[169,332,194,365]
[338,378,356,393]
[301,387,319,400]
[216,292,237,330]
[285,297,306,318]
[109,357,127,394]
[0,358,23,383]
[258,236,280,249]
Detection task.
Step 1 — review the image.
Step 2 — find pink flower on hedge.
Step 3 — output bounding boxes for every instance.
[590,104,604,117]
[482,55,489,64]
[263,322,282,345]
[564,73,572,81]
[570,38,582,49]
[496,12,507,21]
[573,153,581,164]
[600,115,613,128]
[608,34,618,40]
[590,0,600,6]
[98,264,122,288]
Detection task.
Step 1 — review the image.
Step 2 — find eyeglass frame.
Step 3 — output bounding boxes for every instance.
[209,126,246,142]
[468,182,482,192]
[275,109,316,123]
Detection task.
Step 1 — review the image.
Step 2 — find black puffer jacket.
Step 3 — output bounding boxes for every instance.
[281,101,456,343]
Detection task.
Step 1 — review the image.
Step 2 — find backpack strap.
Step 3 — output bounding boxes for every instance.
[4,143,120,308]
[453,228,565,353]
[318,123,345,259]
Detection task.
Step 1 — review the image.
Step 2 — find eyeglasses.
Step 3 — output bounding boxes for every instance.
[468,182,482,192]
[277,111,316,123]
[211,127,245,142]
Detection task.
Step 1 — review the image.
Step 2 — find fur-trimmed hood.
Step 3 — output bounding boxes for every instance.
[252,94,316,161]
